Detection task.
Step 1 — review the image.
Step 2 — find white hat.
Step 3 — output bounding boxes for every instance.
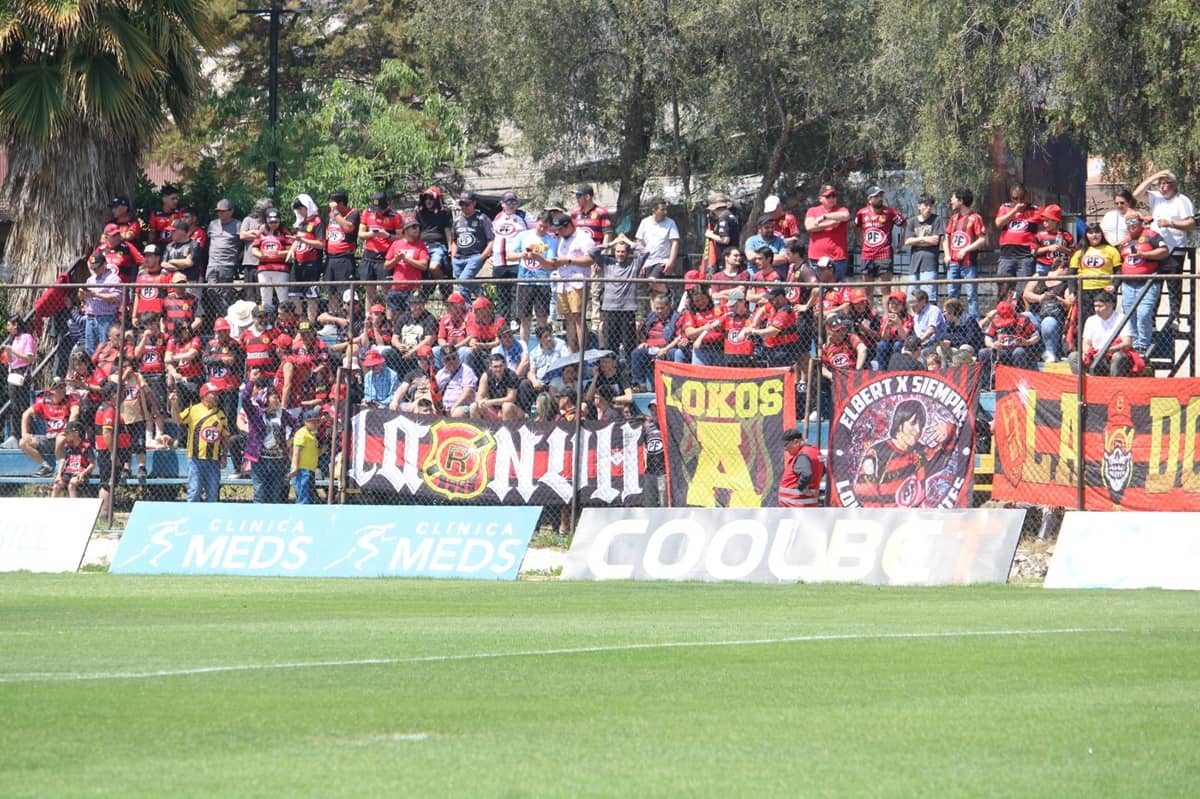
[763,195,781,213]
[342,288,356,303]
[225,299,256,329]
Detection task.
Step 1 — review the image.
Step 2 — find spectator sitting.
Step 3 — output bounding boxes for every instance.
[51,421,92,498]
[984,300,1040,371]
[20,376,79,477]
[1022,263,1074,363]
[908,289,946,351]
[629,295,678,391]
[873,289,910,368]
[1068,290,1140,377]
[937,298,986,358]
[391,345,441,413]
[584,351,634,411]
[435,345,476,419]
[471,353,523,421]
[360,349,399,408]
[925,350,947,370]
[523,325,570,403]
[888,335,926,371]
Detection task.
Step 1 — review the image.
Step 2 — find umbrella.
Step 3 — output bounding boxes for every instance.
[541,349,614,380]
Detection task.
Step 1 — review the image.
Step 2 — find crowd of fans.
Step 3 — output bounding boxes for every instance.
[0,171,1193,503]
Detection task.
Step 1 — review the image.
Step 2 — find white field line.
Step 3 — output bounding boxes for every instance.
[0,627,1124,685]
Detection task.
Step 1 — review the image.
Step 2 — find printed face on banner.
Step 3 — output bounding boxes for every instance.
[829,367,981,509]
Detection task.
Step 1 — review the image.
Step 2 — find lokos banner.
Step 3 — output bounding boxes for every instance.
[655,362,795,507]
[993,367,1200,511]
[349,410,644,506]
[829,366,981,509]
[563,507,1025,585]
[112,502,541,579]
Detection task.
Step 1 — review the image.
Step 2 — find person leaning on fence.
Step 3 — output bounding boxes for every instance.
[170,381,230,503]
[780,428,823,507]
[289,408,322,505]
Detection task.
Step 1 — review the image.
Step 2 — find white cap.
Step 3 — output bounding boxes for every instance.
[763,195,781,213]
[342,288,355,303]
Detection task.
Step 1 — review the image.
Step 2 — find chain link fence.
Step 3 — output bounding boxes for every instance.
[0,255,1193,545]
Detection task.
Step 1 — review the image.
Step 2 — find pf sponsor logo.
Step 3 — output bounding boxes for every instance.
[422,421,495,500]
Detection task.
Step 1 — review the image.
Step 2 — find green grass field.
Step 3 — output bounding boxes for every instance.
[1,576,1196,798]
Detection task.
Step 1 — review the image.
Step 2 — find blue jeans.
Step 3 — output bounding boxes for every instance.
[187,458,221,503]
[251,457,287,504]
[1035,313,1064,359]
[1121,279,1161,353]
[946,262,979,319]
[875,340,903,370]
[630,346,658,386]
[427,242,448,271]
[917,269,939,304]
[293,468,314,504]
[452,255,484,298]
[832,259,849,282]
[84,314,115,356]
[692,346,724,367]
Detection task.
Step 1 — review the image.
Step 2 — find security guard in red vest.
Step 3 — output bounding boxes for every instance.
[780,428,823,507]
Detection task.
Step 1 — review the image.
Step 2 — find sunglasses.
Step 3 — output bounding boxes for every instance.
[502,199,517,205]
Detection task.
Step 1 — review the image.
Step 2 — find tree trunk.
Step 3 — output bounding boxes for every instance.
[614,66,655,237]
[743,113,794,246]
[3,124,138,291]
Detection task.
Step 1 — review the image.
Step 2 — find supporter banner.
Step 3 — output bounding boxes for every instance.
[0,498,100,573]
[349,410,644,506]
[112,502,539,579]
[655,362,795,507]
[563,507,1025,585]
[993,367,1200,511]
[829,366,982,509]
[1046,512,1200,590]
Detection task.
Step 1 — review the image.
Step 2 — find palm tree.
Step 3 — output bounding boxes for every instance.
[0,0,212,288]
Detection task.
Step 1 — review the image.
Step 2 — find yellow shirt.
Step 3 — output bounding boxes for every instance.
[179,402,228,461]
[1071,245,1120,291]
[292,425,320,471]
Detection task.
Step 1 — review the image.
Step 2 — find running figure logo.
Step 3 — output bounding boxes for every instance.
[324,524,398,572]
[117,518,191,568]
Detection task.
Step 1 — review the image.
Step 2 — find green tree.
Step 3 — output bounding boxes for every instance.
[0,0,212,285]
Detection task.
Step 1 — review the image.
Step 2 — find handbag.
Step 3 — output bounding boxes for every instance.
[6,370,25,387]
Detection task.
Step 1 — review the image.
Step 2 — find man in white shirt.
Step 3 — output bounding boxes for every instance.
[529,216,594,352]
[1134,169,1196,324]
[635,198,681,301]
[1069,290,1135,376]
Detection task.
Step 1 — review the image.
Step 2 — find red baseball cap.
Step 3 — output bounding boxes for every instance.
[104,223,121,236]
[213,318,231,331]
[199,382,219,398]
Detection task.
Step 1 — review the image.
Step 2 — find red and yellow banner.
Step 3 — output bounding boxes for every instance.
[993,366,1200,510]
[655,362,795,507]
[829,366,982,508]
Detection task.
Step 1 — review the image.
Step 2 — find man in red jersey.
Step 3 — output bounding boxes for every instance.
[20,377,79,477]
[804,185,851,281]
[95,222,144,283]
[384,218,430,315]
[943,187,987,319]
[854,186,906,294]
[106,195,142,248]
[132,244,172,318]
[324,189,360,286]
[148,185,185,246]
[358,191,398,306]
[994,183,1041,292]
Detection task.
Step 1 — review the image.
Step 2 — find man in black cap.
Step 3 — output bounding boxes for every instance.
[780,428,823,507]
[450,190,494,300]
[491,190,530,321]
[107,194,142,246]
[571,184,612,343]
[703,193,741,271]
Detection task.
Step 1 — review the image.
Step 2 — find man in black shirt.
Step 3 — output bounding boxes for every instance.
[704,194,741,271]
[472,353,523,421]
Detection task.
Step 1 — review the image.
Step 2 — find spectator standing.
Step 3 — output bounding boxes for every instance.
[166,323,205,408]
[1033,205,1075,277]
[903,194,944,302]
[993,183,1041,289]
[1117,211,1170,354]
[289,194,325,307]
[634,198,681,301]
[703,194,740,271]
[543,216,594,353]
[854,186,906,294]
[170,382,230,503]
[106,195,142,248]
[805,185,852,281]
[383,218,430,315]
[1134,169,1195,325]
[572,184,614,343]
[163,219,201,282]
[415,187,453,289]
[2,318,38,444]
[206,198,243,317]
[1100,189,1135,247]
[132,245,172,319]
[149,184,185,247]
[765,194,801,240]
[289,409,323,504]
[82,253,123,355]
[510,210,558,342]
[779,428,823,508]
[358,192,399,307]
[94,222,144,283]
[324,190,360,291]
[680,288,724,367]
[593,238,641,361]
[93,381,128,515]
[944,188,987,319]
[238,198,273,298]
[450,191,494,300]
[239,378,297,504]
[491,191,531,320]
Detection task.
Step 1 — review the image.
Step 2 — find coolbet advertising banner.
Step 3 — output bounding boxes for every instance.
[348,410,645,506]
[828,366,982,509]
[562,507,1026,585]
[0,498,101,573]
[654,362,796,507]
[112,503,540,579]
[992,367,1200,510]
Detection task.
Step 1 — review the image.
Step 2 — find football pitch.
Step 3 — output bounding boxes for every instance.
[1,576,1196,798]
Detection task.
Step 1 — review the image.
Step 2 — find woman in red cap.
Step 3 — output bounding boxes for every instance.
[874,289,912,369]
